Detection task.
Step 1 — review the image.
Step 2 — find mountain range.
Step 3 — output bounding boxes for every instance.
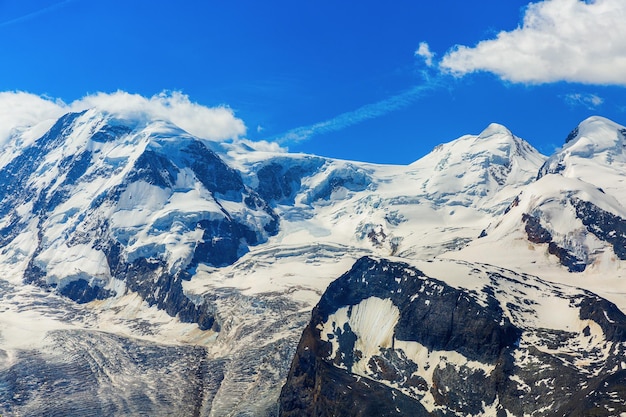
[0,108,625,416]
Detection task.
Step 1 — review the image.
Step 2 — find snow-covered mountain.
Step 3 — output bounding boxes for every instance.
[1,107,626,416]
[450,116,626,305]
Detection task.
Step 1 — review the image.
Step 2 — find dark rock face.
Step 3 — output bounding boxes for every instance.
[280,257,626,416]
[565,126,580,144]
[279,257,521,416]
[577,294,626,342]
[255,157,325,205]
[122,256,219,331]
[280,337,431,417]
[126,150,179,187]
[521,213,552,243]
[183,140,246,199]
[191,218,258,268]
[547,242,586,272]
[522,213,586,272]
[431,363,496,415]
[316,257,520,364]
[59,278,114,304]
[572,197,626,260]
[521,197,626,271]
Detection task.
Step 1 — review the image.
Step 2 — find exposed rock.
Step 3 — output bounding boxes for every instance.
[280,257,626,416]
[59,278,114,304]
[521,213,552,244]
[279,257,522,415]
[572,197,626,260]
[522,213,586,272]
[255,157,325,204]
[1,112,278,332]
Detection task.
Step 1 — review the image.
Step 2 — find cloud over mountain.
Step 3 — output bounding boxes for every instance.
[72,91,246,141]
[0,92,66,146]
[0,91,247,146]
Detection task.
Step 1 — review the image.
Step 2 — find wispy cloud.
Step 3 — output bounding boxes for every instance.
[270,79,440,145]
[563,93,604,110]
[0,0,77,28]
[0,92,67,146]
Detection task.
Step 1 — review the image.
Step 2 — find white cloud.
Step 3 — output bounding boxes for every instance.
[0,90,248,149]
[233,138,286,153]
[0,92,67,146]
[440,0,626,85]
[415,42,435,67]
[564,92,604,109]
[71,91,246,141]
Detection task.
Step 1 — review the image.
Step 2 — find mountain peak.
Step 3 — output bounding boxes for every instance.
[538,116,626,180]
[563,116,626,152]
[477,122,513,139]
[409,124,545,212]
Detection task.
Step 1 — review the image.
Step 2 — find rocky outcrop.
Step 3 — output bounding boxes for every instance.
[280,257,521,415]
[522,213,586,272]
[254,157,325,204]
[572,197,626,260]
[280,257,626,416]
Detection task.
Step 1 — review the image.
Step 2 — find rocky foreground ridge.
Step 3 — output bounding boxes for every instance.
[280,257,626,416]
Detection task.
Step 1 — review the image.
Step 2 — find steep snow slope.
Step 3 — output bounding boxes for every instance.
[0,109,277,303]
[408,123,544,211]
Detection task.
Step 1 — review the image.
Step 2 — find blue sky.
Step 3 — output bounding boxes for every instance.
[1,0,625,164]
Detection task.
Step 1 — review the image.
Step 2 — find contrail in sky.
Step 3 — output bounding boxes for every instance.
[271,78,442,145]
[0,0,76,28]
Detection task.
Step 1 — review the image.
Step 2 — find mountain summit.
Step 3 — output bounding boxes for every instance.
[0,109,278,326]
[410,122,545,211]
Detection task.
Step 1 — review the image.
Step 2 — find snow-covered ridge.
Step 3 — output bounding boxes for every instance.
[454,116,626,290]
[409,123,545,211]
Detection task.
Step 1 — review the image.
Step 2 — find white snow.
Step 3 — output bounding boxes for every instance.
[320,297,399,368]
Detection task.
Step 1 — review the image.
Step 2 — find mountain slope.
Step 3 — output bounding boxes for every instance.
[229,123,545,262]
